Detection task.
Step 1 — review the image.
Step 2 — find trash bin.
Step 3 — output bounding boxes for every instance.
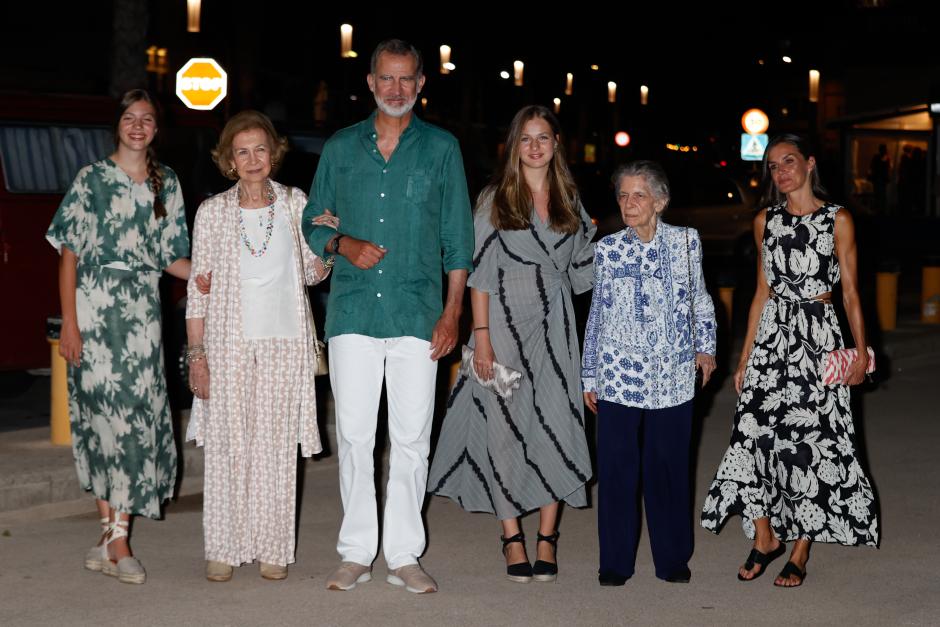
[922,257,940,324]
[46,317,70,446]
[875,260,900,331]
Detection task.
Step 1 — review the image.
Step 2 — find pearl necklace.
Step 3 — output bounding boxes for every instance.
[239,203,276,257]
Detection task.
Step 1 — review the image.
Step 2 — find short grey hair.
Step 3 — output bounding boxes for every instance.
[611,160,671,209]
[370,39,423,77]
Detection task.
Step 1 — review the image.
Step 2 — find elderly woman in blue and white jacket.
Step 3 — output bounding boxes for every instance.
[582,160,717,587]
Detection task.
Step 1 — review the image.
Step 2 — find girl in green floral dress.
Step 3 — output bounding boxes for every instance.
[46,90,191,584]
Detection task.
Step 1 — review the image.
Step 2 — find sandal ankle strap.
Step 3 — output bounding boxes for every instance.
[99,517,109,533]
[537,531,559,545]
[107,520,130,543]
[500,532,525,549]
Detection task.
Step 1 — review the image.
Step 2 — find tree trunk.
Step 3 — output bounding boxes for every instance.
[109,0,148,98]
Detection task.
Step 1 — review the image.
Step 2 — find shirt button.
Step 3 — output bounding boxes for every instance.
[378,269,383,274]
[380,192,385,198]
[377,293,382,298]
[379,218,384,223]
[382,169,387,174]
[372,148,377,153]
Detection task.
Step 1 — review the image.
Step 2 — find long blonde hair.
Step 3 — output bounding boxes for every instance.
[489,105,580,234]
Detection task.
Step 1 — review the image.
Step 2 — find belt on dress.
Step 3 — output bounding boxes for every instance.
[771,292,831,373]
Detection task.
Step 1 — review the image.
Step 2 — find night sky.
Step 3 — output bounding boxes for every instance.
[1,1,937,172]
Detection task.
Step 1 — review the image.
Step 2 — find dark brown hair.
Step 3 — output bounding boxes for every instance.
[211,110,289,180]
[758,133,829,208]
[115,89,165,219]
[489,105,580,234]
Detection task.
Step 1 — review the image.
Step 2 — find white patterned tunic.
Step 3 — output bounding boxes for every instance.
[186,181,327,566]
[581,221,716,410]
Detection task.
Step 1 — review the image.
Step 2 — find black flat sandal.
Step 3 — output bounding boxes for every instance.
[532,531,559,583]
[737,542,786,581]
[773,561,806,588]
[500,533,532,583]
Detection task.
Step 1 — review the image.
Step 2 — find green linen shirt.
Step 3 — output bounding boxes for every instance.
[302,111,474,341]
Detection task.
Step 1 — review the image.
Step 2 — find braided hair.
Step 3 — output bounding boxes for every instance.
[115,89,166,219]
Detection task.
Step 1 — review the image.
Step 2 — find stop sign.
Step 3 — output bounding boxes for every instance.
[176,58,227,111]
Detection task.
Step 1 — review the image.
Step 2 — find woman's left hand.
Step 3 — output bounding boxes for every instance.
[312,208,339,229]
[195,271,212,295]
[695,352,717,387]
[843,352,869,386]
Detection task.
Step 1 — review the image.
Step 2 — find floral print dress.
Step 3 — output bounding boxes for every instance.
[46,159,189,519]
[700,203,879,546]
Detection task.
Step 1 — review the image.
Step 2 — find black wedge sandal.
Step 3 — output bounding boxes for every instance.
[500,533,532,583]
[532,531,559,583]
[737,542,786,581]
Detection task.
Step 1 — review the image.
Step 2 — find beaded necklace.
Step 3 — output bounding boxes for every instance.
[238,181,278,257]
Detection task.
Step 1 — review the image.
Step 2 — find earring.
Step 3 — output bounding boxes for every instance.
[271,159,278,167]
[227,167,237,178]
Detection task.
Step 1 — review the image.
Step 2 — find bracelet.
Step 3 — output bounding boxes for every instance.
[473,326,489,332]
[186,344,206,364]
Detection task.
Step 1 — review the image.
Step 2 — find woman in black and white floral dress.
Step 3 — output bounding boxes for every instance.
[700,134,878,588]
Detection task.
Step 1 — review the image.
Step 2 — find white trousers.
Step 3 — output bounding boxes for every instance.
[329,333,438,569]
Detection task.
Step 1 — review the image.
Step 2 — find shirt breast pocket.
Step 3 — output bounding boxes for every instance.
[406,170,431,204]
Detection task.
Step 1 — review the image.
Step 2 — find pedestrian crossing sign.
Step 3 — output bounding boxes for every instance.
[741,133,768,161]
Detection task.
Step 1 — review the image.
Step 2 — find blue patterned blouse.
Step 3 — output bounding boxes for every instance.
[581,220,716,409]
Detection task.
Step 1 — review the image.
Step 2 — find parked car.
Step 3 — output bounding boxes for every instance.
[666,167,759,263]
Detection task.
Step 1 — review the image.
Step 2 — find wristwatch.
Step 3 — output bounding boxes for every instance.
[330,234,345,255]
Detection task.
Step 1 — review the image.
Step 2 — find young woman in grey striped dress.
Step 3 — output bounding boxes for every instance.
[428,105,595,583]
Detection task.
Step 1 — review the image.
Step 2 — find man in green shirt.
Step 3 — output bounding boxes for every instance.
[302,39,473,594]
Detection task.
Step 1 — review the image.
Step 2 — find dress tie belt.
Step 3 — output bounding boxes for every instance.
[771,292,832,374]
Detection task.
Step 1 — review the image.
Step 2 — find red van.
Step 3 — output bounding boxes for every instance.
[0,92,222,404]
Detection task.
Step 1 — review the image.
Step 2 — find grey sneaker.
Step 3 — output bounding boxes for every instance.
[326,561,372,591]
[386,563,438,594]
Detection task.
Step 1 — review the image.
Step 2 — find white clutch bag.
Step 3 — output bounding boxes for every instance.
[459,345,523,401]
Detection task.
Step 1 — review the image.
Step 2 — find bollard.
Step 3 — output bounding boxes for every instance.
[46,317,70,446]
[47,342,71,446]
[718,286,734,331]
[449,359,461,389]
[923,264,940,323]
[875,271,899,331]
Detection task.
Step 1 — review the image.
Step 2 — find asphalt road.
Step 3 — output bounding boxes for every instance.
[1,338,938,626]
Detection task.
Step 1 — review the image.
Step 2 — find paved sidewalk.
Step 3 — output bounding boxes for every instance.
[1,321,938,626]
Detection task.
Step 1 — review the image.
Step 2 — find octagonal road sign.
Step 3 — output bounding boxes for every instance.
[176,58,227,111]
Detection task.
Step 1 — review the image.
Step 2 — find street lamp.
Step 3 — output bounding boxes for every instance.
[186,0,201,33]
[440,45,451,75]
[514,61,524,86]
[565,73,573,96]
[340,24,357,58]
[640,85,649,106]
[808,69,820,103]
[553,98,561,114]
[607,81,616,104]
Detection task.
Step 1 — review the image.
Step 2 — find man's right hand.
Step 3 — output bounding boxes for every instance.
[339,236,387,269]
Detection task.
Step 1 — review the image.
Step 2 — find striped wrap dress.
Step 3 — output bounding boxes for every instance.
[428,192,595,519]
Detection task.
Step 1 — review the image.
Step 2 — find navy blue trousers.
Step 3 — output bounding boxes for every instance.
[596,399,693,580]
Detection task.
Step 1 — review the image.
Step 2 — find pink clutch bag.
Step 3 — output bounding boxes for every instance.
[822,347,875,385]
